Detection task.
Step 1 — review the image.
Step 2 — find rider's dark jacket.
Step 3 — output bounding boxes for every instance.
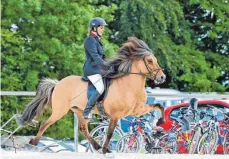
[83,32,107,79]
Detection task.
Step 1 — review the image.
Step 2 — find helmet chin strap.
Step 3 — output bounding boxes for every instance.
[91,27,102,37]
[96,27,102,37]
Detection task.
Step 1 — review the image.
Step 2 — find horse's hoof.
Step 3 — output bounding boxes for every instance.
[97,148,103,154]
[29,138,38,145]
[106,148,112,153]
[102,147,111,154]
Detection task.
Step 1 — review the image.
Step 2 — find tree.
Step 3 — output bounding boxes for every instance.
[109,0,227,92]
[180,0,229,91]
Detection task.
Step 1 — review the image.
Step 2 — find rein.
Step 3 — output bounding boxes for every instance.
[125,57,163,80]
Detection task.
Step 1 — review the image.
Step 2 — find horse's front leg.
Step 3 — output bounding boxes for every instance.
[102,118,118,154]
[134,102,165,125]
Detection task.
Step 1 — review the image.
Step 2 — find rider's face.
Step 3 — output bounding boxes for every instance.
[97,26,105,36]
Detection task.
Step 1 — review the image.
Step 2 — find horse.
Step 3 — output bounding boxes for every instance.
[16,37,166,154]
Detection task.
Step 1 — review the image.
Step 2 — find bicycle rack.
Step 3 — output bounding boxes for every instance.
[0,114,38,146]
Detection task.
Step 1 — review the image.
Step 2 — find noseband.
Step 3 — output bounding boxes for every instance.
[127,57,163,80]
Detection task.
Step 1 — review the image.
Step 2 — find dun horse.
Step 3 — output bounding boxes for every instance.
[17,37,166,154]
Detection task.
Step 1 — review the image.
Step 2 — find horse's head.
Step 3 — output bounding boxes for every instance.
[105,37,166,84]
[138,55,166,84]
[124,37,166,84]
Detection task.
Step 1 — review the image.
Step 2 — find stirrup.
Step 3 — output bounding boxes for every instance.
[83,113,92,119]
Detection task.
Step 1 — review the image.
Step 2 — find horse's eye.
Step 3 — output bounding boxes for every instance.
[148,60,153,64]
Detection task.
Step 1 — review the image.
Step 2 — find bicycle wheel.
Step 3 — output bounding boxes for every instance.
[142,133,153,153]
[156,134,177,154]
[189,126,201,154]
[223,132,229,155]
[197,130,218,154]
[89,125,123,152]
[116,134,141,153]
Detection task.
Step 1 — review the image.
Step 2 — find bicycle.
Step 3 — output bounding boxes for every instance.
[116,113,165,153]
[185,108,207,154]
[196,105,221,154]
[116,117,147,153]
[222,111,229,154]
[197,105,229,155]
[156,108,199,154]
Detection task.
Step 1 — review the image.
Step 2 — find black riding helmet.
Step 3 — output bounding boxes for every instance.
[89,17,107,36]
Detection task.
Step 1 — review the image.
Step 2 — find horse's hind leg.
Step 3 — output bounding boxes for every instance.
[30,106,69,145]
[72,109,102,151]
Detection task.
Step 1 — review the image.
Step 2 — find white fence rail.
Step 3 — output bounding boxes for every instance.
[1,91,36,96]
[1,91,228,99]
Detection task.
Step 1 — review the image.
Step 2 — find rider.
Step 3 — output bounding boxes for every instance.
[82,17,108,119]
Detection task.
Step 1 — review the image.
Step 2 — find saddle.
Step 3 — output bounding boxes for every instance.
[82,77,112,117]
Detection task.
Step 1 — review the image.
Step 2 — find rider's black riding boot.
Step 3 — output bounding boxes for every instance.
[83,90,101,119]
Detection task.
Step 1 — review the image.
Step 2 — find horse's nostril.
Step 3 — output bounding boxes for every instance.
[161,75,166,81]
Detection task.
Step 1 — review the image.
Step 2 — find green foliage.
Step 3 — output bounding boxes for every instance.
[181,0,229,89]
[110,0,228,92]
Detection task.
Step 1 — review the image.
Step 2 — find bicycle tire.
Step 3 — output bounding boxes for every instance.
[142,133,153,153]
[89,124,123,152]
[197,129,218,154]
[189,126,201,154]
[223,131,229,155]
[116,133,141,153]
[155,134,177,154]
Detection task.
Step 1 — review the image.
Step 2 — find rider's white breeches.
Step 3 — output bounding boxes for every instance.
[87,74,104,95]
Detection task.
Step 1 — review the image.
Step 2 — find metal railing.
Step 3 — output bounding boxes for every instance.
[1,91,228,99]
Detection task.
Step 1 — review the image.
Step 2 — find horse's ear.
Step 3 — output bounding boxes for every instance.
[128,36,138,41]
[127,37,140,49]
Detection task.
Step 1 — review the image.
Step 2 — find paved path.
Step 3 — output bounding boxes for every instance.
[1,151,229,159]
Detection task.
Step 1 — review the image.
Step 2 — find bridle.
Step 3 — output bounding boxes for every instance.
[126,57,163,80]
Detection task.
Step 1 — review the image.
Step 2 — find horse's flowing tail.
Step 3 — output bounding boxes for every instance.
[16,78,58,126]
